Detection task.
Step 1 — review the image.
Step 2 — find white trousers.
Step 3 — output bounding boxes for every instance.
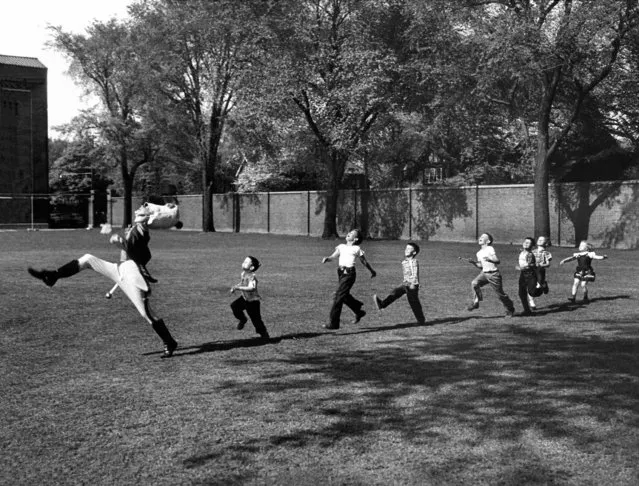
[77,254,158,324]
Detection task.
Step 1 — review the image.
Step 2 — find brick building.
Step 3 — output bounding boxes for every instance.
[0,54,48,228]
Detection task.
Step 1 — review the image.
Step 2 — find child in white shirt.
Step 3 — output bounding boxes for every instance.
[465,233,515,317]
[322,229,376,329]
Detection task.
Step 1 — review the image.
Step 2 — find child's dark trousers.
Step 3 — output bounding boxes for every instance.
[379,284,425,323]
[329,267,363,328]
[231,297,268,336]
[518,269,542,313]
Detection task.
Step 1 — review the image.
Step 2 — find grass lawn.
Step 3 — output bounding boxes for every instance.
[1,229,638,485]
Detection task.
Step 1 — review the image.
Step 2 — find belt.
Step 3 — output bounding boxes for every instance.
[338,266,356,273]
[483,270,498,274]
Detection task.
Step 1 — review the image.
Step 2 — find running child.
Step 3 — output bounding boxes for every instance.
[528,235,552,310]
[463,232,515,317]
[230,255,270,341]
[322,229,376,329]
[373,241,426,325]
[559,241,608,303]
[516,237,543,316]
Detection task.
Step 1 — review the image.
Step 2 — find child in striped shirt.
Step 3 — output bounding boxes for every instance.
[373,242,426,325]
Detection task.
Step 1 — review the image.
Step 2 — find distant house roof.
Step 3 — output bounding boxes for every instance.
[0,54,46,69]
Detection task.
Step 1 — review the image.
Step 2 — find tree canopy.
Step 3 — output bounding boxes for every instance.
[49,0,639,236]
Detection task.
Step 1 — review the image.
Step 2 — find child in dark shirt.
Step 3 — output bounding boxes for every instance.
[516,237,543,315]
[230,255,270,340]
[559,241,608,303]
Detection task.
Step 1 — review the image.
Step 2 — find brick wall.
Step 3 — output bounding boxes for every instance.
[0,61,48,228]
[108,181,639,249]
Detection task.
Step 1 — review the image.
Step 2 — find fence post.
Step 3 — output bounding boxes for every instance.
[475,184,479,240]
[307,191,311,235]
[29,194,35,231]
[88,190,95,229]
[107,192,112,225]
[408,187,412,239]
[233,192,239,232]
[556,183,561,246]
[267,191,271,233]
[353,189,358,229]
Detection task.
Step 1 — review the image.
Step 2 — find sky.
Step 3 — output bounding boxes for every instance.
[1,0,133,136]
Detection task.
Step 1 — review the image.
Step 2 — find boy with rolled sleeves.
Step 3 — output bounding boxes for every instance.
[322,229,376,329]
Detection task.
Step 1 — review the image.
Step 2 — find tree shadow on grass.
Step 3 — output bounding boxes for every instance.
[181,324,639,483]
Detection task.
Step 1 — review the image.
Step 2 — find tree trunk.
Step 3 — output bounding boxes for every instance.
[322,148,348,239]
[573,182,591,244]
[122,175,133,228]
[322,170,341,239]
[120,149,133,228]
[201,163,215,232]
[534,85,553,239]
[202,108,224,232]
[360,159,370,239]
[533,143,551,239]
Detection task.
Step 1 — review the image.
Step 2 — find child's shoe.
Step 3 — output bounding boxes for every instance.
[259,331,271,341]
[582,296,590,304]
[373,295,382,311]
[162,340,178,358]
[352,310,366,324]
[140,265,158,283]
[467,302,479,311]
[567,296,576,303]
[237,319,247,330]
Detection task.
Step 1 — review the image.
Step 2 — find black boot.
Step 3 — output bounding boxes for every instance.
[28,268,58,287]
[28,259,79,287]
[139,265,158,284]
[152,319,178,358]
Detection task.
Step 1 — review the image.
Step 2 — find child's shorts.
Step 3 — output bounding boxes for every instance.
[574,269,596,282]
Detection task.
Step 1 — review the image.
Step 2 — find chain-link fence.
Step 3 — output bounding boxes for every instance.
[0,191,109,230]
